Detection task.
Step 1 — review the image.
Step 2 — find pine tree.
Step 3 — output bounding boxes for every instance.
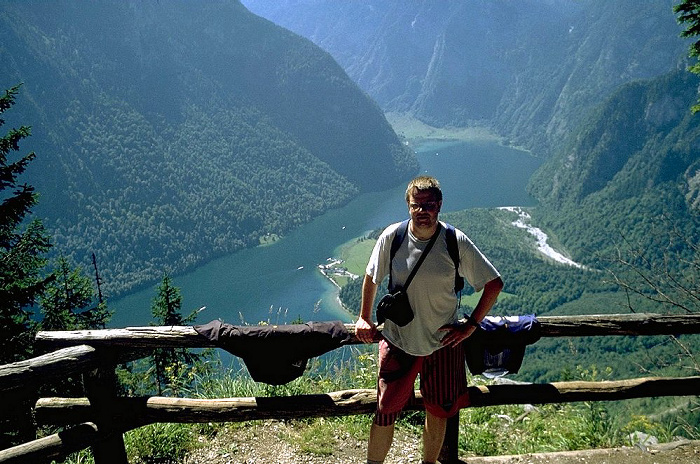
[150,273,200,395]
[35,255,112,402]
[675,0,700,111]
[0,85,51,365]
[0,85,52,448]
[39,255,112,331]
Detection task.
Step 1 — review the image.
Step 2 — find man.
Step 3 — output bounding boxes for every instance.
[355,176,503,464]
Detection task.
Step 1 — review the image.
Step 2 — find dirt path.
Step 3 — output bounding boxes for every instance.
[183,421,700,464]
[463,440,700,463]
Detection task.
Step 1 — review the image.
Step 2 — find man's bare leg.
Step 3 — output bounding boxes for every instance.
[367,422,395,463]
[422,411,447,463]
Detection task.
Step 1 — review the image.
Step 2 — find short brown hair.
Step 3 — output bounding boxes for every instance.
[405,175,443,202]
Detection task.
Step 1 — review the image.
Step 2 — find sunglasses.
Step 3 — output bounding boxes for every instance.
[409,202,439,212]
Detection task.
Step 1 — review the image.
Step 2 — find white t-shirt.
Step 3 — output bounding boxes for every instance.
[366,220,501,356]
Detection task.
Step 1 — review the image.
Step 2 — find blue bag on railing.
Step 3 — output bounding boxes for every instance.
[464,314,541,378]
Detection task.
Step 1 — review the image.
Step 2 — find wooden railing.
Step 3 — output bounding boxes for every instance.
[1,313,699,463]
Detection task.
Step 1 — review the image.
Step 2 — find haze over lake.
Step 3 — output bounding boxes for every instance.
[110,140,541,328]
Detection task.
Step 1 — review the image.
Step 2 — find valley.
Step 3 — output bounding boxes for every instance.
[1,1,699,459]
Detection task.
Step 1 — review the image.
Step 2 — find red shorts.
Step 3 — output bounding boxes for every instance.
[374,338,470,426]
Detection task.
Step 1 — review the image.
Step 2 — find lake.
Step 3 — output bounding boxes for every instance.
[110,140,541,328]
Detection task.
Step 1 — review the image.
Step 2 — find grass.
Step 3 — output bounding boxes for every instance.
[385,112,501,145]
[335,235,375,276]
[319,233,374,287]
[123,422,198,463]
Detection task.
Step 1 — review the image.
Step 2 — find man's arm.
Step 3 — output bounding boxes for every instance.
[440,276,503,347]
[469,276,504,323]
[355,274,379,343]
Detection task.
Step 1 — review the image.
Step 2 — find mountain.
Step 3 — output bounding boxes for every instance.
[243,1,578,122]
[528,70,700,266]
[0,0,417,296]
[243,0,688,156]
[496,0,691,155]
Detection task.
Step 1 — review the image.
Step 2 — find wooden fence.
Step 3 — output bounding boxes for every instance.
[1,313,699,464]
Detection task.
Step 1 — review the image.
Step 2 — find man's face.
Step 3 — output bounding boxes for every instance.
[408,189,441,230]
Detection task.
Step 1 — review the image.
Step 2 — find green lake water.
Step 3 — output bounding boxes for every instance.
[110,140,541,328]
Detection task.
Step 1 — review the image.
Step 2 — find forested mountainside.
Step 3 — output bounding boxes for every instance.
[243,0,688,156]
[528,70,700,267]
[457,72,700,384]
[0,0,416,297]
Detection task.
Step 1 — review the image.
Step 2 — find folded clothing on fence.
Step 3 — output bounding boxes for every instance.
[464,314,541,378]
[194,320,352,385]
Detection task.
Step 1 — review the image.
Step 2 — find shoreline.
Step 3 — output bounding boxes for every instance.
[317,258,360,319]
[385,112,533,155]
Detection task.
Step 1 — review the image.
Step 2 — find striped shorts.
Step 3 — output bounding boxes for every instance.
[374,338,470,426]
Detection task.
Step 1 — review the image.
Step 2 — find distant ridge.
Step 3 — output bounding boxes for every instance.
[244,0,688,156]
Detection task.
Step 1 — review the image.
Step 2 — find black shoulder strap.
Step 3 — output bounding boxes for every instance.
[390,219,409,261]
[388,220,409,291]
[445,223,465,293]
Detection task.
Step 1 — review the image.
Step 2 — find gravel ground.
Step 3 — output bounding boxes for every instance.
[464,440,700,464]
[183,420,700,464]
[183,420,422,464]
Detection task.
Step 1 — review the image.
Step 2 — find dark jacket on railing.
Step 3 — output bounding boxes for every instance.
[194,320,352,385]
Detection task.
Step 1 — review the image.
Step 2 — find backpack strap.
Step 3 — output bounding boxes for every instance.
[445,223,465,293]
[390,219,410,261]
[388,220,409,291]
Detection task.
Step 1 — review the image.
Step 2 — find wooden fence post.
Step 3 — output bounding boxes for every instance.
[439,413,460,463]
[82,351,128,464]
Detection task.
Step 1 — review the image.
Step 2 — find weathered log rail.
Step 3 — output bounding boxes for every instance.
[33,376,700,427]
[1,313,699,464]
[0,345,100,395]
[32,313,700,349]
[0,423,102,464]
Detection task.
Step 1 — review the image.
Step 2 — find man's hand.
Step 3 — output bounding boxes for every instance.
[440,277,502,348]
[355,316,377,344]
[438,321,477,348]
